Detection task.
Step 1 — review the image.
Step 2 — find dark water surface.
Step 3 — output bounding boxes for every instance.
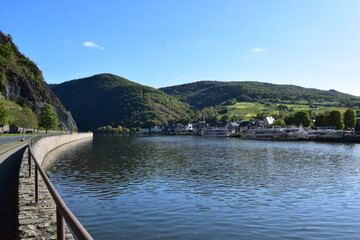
[45,136,360,239]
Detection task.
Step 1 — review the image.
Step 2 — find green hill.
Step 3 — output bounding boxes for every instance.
[52,74,189,131]
[160,81,360,109]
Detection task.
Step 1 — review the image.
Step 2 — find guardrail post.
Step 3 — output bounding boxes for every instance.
[28,148,32,177]
[57,206,65,240]
[35,165,39,203]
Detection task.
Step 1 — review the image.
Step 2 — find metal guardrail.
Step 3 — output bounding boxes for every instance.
[28,137,93,240]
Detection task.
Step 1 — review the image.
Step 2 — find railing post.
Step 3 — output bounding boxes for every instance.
[35,165,39,203]
[57,206,65,240]
[28,148,32,177]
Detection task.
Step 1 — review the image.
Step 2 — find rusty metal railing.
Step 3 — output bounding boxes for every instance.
[28,137,93,240]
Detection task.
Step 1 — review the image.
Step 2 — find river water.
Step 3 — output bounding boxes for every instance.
[44,136,360,239]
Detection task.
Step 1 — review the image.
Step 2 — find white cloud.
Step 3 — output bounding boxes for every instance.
[83,41,104,50]
[251,48,266,52]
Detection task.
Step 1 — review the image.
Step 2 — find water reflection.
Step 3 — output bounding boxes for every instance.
[46,136,360,239]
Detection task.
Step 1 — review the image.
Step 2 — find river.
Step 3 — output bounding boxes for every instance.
[45,136,360,239]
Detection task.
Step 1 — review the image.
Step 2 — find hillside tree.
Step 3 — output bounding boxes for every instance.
[0,101,9,128]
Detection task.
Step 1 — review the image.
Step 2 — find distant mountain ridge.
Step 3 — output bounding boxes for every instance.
[52,74,189,131]
[160,81,360,109]
[53,74,360,132]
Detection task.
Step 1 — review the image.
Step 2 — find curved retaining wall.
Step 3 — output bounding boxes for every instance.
[18,133,93,239]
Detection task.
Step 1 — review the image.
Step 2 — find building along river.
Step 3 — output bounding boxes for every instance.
[44,136,360,239]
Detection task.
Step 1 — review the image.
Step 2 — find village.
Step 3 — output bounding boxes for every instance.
[140,116,360,142]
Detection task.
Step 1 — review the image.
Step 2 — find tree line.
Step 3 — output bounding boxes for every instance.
[272,109,356,130]
[96,125,141,134]
[0,101,60,133]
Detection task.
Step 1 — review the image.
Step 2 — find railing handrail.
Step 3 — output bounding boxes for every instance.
[28,136,93,240]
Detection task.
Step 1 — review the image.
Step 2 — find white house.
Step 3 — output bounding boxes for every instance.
[175,123,194,132]
[264,116,275,126]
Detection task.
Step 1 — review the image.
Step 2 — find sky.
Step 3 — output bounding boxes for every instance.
[2,0,360,96]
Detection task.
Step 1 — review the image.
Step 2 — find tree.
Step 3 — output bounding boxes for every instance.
[328,110,344,130]
[220,114,231,123]
[38,103,58,133]
[344,108,356,129]
[0,101,9,129]
[285,116,297,126]
[143,120,160,128]
[294,111,312,127]
[10,106,37,133]
[277,104,289,112]
[315,113,326,127]
[130,127,137,134]
[206,112,220,123]
[230,114,239,122]
[324,114,331,126]
[272,119,286,127]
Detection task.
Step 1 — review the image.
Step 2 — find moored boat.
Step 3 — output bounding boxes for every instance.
[202,128,230,137]
[242,127,310,140]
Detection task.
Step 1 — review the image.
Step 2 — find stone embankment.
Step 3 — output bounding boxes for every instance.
[17,133,93,239]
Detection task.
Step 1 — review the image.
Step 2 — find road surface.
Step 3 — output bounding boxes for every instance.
[0,135,33,147]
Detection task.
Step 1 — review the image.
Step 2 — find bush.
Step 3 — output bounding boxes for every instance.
[0,44,13,59]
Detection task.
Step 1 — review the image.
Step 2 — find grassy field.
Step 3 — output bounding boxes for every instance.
[225,102,349,120]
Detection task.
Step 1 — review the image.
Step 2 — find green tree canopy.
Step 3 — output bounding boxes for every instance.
[315,113,326,127]
[272,119,286,127]
[344,108,356,129]
[0,100,9,127]
[285,116,297,126]
[9,106,37,132]
[328,110,344,130]
[38,103,58,132]
[220,114,231,123]
[230,114,239,122]
[294,111,312,127]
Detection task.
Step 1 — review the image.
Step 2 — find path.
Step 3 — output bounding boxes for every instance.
[0,142,28,240]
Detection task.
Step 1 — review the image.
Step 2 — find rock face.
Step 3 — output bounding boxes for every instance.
[0,31,77,130]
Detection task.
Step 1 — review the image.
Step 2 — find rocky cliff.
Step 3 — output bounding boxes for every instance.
[0,31,77,130]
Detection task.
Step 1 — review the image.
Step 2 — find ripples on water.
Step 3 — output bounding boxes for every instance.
[44,136,360,239]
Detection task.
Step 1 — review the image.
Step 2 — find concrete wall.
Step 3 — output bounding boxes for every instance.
[32,133,93,166]
[18,133,93,239]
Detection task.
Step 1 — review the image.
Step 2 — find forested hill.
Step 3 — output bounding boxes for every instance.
[160,81,360,109]
[52,74,189,131]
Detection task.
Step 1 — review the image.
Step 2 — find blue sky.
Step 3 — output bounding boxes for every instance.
[2,0,360,96]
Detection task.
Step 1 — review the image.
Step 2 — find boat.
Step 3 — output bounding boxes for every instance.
[309,129,360,143]
[242,127,310,140]
[242,128,280,140]
[202,127,230,137]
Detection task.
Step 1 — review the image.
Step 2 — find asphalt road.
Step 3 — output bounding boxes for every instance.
[0,135,33,146]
